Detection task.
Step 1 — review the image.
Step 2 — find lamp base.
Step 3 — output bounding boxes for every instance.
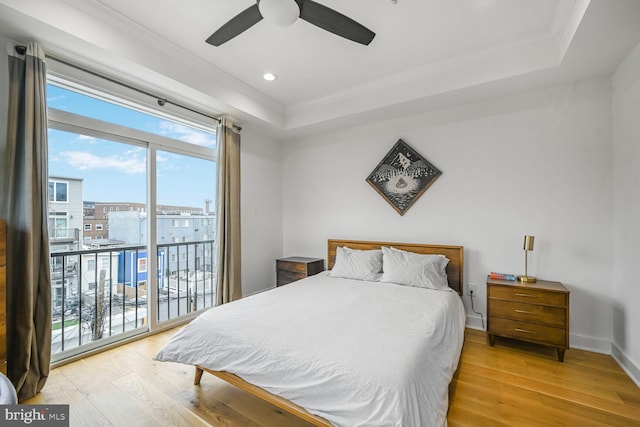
[518,275,537,283]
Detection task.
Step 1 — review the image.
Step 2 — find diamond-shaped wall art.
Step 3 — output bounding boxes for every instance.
[366,139,442,216]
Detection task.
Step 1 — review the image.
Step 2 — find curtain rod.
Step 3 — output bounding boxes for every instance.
[15,45,242,131]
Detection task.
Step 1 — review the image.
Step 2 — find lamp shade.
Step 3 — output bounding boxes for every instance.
[523,235,535,251]
[259,0,300,27]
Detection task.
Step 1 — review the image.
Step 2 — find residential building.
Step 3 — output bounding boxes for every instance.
[93,202,204,221]
[84,201,208,241]
[48,176,84,315]
[108,211,216,275]
[82,201,108,240]
[48,175,83,252]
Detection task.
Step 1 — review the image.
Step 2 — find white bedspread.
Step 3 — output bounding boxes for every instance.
[155,272,466,427]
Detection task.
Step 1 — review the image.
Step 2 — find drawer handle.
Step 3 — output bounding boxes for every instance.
[515,309,536,315]
[515,293,537,298]
[515,328,535,334]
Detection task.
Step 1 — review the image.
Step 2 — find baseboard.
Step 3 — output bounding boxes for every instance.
[569,333,612,355]
[465,314,485,331]
[612,342,640,389]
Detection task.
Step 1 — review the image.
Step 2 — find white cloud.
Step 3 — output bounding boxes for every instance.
[158,121,216,147]
[61,151,145,174]
[47,95,66,102]
[77,135,97,145]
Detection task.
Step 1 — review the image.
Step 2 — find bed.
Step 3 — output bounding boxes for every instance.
[155,239,465,427]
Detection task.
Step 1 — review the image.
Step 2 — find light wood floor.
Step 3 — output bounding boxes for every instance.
[23,328,640,426]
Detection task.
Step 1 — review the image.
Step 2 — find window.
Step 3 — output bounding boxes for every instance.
[84,224,92,231]
[138,258,147,273]
[48,214,68,239]
[87,259,96,271]
[96,224,103,231]
[48,181,68,202]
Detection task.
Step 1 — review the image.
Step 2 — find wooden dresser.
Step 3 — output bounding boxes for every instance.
[487,276,569,361]
[0,220,6,374]
[276,257,324,286]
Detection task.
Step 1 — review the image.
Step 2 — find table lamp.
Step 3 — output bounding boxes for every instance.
[517,235,537,283]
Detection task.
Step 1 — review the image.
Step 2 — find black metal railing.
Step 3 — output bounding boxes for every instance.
[156,240,216,323]
[50,240,215,357]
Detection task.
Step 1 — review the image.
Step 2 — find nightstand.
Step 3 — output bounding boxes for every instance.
[487,276,570,361]
[276,257,324,286]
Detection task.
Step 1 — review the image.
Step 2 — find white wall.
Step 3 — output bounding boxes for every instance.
[612,40,640,385]
[282,77,614,352]
[240,125,283,296]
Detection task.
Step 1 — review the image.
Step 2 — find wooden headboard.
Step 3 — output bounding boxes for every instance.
[327,239,464,295]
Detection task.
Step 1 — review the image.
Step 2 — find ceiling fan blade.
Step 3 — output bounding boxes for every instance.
[298,0,375,45]
[206,4,263,46]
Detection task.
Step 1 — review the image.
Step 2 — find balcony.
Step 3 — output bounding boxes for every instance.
[50,240,216,361]
[49,227,80,243]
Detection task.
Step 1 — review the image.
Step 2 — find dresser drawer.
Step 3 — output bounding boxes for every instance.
[489,285,567,307]
[488,317,566,347]
[490,300,566,327]
[277,270,306,286]
[277,260,309,274]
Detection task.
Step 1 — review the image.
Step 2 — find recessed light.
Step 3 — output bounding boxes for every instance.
[263,72,277,81]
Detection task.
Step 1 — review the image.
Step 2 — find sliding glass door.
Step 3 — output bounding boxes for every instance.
[47,81,217,362]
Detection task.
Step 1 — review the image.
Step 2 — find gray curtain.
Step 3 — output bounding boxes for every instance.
[2,43,52,401]
[215,117,242,304]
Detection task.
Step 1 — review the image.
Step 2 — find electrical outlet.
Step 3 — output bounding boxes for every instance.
[467,282,477,296]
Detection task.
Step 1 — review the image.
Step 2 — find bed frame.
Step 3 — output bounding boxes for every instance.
[194,239,464,426]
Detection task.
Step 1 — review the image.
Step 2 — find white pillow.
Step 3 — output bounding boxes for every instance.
[329,246,383,281]
[381,246,449,290]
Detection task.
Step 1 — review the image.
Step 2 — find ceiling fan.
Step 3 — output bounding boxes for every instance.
[206,0,376,47]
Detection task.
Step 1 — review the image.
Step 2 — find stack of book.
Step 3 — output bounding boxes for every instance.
[490,272,517,281]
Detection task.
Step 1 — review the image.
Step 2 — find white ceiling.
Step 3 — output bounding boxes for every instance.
[1,0,640,138]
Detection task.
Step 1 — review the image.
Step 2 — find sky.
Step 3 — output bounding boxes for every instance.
[47,85,217,210]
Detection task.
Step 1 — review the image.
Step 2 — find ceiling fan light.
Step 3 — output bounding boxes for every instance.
[258,0,300,27]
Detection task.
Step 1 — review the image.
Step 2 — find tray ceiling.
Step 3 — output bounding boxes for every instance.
[1,0,639,137]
